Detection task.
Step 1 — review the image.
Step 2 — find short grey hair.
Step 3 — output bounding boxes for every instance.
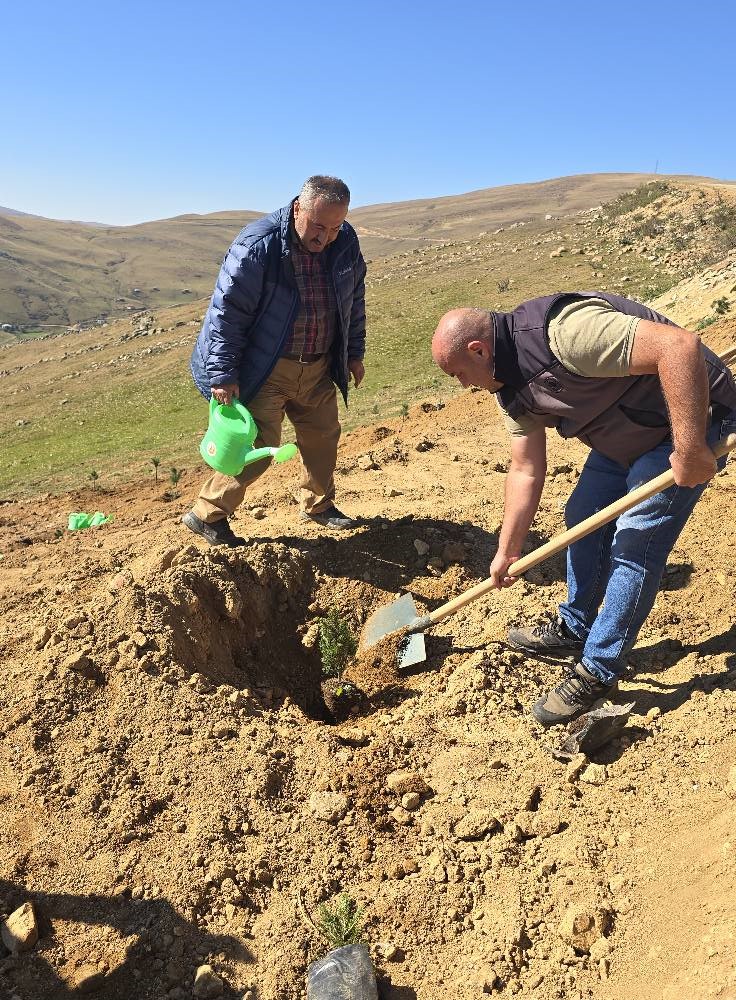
[298,175,351,208]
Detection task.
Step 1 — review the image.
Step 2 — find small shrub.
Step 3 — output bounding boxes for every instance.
[151,457,161,482]
[713,297,731,316]
[497,277,510,293]
[696,316,717,331]
[630,217,664,240]
[89,470,99,490]
[712,201,736,232]
[316,894,365,948]
[169,467,181,486]
[400,402,409,419]
[318,607,358,678]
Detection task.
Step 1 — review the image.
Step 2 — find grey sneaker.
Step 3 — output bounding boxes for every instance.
[508,613,584,657]
[182,511,246,548]
[299,506,357,530]
[532,662,615,727]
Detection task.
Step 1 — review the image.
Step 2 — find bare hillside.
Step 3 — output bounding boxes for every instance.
[3,173,730,327]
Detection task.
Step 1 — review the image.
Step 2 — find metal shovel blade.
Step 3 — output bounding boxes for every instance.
[362,592,427,669]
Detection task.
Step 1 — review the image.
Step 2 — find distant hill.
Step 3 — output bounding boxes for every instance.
[1,173,731,327]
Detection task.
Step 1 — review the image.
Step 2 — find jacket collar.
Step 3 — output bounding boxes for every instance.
[491,311,523,389]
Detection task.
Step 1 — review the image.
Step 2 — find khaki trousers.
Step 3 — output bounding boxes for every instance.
[193,356,341,523]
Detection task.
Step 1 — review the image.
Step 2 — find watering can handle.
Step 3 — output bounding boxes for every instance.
[422,432,736,629]
[209,394,249,418]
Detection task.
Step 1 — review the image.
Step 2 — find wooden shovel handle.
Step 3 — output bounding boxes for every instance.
[426,432,736,628]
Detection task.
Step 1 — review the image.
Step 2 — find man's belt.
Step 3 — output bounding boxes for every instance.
[282,351,326,364]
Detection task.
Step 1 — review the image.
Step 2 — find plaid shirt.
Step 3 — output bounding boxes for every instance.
[282,227,337,359]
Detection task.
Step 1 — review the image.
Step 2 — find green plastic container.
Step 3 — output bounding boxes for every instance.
[68,512,113,530]
[200,396,297,477]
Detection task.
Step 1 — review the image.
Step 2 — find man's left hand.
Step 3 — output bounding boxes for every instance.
[348,359,365,387]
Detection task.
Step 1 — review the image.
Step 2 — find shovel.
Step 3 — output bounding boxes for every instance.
[363,432,736,668]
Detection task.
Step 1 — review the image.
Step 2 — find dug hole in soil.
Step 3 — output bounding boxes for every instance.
[1,388,736,1000]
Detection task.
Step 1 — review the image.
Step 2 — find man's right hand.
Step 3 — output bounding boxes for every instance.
[212,383,240,406]
[489,551,520,589]
[670,443,718,487]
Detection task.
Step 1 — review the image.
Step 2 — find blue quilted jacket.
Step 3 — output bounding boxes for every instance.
[190,202,367,405]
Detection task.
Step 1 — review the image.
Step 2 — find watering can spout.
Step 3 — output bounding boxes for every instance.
[242,443,298,467]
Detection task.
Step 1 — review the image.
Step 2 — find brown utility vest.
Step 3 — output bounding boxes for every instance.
[492,291,736,467]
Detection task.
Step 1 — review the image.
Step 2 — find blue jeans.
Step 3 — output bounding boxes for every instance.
[558,414,736,685]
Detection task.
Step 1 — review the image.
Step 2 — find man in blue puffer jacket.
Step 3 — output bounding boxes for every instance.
[184,175,367,547]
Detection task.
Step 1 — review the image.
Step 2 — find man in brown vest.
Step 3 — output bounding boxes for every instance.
[432,293,736,726]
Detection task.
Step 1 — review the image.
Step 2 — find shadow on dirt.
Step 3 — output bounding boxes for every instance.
[0,879,250,999]
[621,625,736,719]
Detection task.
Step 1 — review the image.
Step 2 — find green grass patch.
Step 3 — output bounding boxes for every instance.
[605,181,671,219]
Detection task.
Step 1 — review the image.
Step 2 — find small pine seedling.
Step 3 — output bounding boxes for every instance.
[318,607,358,678]
[316,894,365,949]
[151,457,161,482]
[169,467,182,486]
[400,402,409,420]
[89,470,99,490]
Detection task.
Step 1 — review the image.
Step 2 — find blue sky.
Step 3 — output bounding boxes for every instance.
[2,0,734,225]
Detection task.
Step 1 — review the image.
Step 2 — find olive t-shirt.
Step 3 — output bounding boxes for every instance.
[497,297,642,437]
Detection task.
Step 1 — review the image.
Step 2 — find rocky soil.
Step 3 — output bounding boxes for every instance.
[2,349,736,999]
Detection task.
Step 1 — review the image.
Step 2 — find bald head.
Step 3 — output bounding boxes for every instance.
[432,308,502,392]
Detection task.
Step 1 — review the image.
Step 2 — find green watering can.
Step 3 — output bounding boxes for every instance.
[200,396,298,477]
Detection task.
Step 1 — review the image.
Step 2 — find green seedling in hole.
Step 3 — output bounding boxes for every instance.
[318,607,358,679]
[151,456,161,482]
[169,467,182,486]
[400,402,409,420]
[316,894,365,949]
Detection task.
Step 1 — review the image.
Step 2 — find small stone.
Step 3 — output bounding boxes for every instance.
[386,770,431,796]
[453,809,501,840]
[565,754,588,783]
[392,806,413,825]
[1,903,39,953]
[61,649,97,680]
[250,507,267,520]
[130,631,149,651]
[645,706,661,722]
[357,454,378,471]
[413,539,430,556]
[401,792,421,811]
[376,941,403,961]
[558,902,612,952]
[580,763,608,786]
[32,625,52,650]
[337,727,369,746]
[301,623,320,649]
[211,721,237,739]
[171,545,199,566]
[308,791,349,823]
[108,570,133,593]
[193,964,224,998]
[589,937,612,960]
